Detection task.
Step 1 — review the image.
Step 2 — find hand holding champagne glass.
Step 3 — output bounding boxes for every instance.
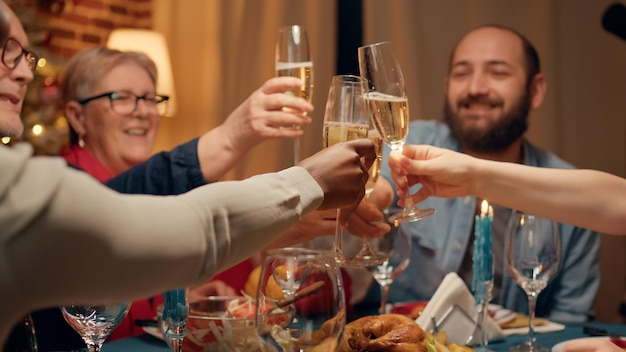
[276,24,314,164]
[358,41,435,224]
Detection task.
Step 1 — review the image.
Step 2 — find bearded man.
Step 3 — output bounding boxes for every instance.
[370,25,600,324]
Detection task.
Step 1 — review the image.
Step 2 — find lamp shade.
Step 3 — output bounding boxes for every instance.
[107,29,177,117]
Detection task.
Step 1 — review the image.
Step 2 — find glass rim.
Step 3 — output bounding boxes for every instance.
[157,297,254,321]
[278,24,307,31]
[358,40,393,50]
[264,247,333,259]
[330,74,367,84]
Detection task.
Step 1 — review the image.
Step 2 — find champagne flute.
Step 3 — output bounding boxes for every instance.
[351,121,385,261]
[364,222,411,314]
[255,248,346,352]
[275,24,314,165]
[322,74,369,266]
[505,211,560,352]
[61,302,130,352]
[358,41,435,225]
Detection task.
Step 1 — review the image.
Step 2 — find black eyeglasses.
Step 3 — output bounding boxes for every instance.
[78,90,170,116]
[1,37,38,73]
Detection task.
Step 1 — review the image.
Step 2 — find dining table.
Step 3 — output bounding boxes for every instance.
[101,321,626,352]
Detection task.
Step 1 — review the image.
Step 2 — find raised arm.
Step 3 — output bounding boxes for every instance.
[197,76,313,182]
[389,144,626,235]
[1,139,373,344]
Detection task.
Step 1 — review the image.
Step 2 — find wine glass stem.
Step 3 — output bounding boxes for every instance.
[293,137,300,165]
[334,209,343,255]
[402,174,417,211]
[172,338,183,352]
[526,292,539,346]
[393,145,418,214]
[359,193,374,254]
[478,300,489,349]
[379,284,390,314]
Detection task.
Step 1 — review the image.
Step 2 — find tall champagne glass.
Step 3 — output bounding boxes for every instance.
[61,302,130,352]
[322,74,369,266]
[358,41,435,224]
[276,24,314,165]
[255,248,346,352]
[365,222,411,314]
[350,126,384,263]
[505,212,560,352]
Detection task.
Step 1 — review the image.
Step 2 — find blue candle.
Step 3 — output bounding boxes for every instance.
[472,200,494,303]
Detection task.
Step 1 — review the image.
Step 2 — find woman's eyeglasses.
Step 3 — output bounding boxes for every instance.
[78,90,170,116]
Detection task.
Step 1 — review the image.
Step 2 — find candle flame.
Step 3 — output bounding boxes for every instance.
[481,200,489,217]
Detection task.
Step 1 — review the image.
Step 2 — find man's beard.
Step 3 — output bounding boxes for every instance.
[444,92,530,154]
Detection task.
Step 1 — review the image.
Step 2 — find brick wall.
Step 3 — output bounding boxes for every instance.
[11,0,153,60]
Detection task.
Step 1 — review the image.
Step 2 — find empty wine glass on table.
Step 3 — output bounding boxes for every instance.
[61,302,130,352]
[505,211,560,352]
[365,222,411,314]
[255,248,346,352]
[322,74,371,266]
[358,41,436,225]
[275,24,314,165]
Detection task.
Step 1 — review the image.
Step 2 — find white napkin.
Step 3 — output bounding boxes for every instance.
[416,272,506,344]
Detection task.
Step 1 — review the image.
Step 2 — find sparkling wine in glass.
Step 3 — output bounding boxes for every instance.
[256,248,346,352]
[358,41,435,225]
[61,302,130,352]
[322,74,370,266]
[276,24,314,165]
[505,211,560,352]
[364,222,411,314]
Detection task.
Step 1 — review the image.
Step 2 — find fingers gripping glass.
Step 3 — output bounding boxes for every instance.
[2,37,38,73]
[78,91,170,116]
[358,41,435,224]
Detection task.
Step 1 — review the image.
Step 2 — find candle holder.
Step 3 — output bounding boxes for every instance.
[162,288,188,352]
[467,200,494,352]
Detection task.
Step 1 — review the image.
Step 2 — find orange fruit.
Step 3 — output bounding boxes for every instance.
[244,265,285,300]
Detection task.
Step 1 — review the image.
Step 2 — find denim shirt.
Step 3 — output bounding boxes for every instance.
[379,120,600,324]
[106,138,208,195]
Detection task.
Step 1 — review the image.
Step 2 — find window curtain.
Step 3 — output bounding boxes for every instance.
[153,0,626,322]
[153,0,337,180]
